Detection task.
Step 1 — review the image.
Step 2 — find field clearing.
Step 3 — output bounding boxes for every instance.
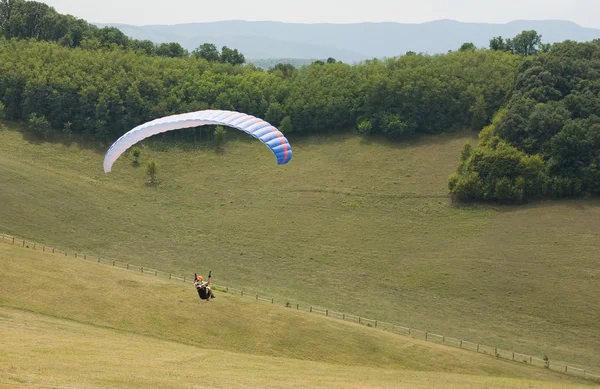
[0,242,595,388]
[0,123,599,369]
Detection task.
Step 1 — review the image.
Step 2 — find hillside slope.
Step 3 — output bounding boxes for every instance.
[0,124,598,370]
[1,242,592,388]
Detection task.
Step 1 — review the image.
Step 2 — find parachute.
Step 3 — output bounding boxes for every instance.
[103,110,292,173]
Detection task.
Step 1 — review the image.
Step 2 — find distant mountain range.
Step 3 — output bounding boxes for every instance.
[95,19,600,64]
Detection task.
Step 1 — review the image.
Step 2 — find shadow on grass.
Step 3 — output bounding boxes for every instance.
[286,127,479,151]
[4,119,479,157]
[358,129,479,150]
[122,125,479,154]
[3,120,109,154]
[450,193,600,213]
[508,196,600,212]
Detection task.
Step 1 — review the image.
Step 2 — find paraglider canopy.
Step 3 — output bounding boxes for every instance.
[103,110,293,173]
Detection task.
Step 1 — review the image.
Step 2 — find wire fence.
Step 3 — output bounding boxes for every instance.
[2,231,599,382]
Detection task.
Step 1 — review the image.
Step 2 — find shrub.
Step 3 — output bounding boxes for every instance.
[356,118,374,138]
[214,125,227,151]
[146,160,159,184]
[131,147,141,166]
[27,113,51,139]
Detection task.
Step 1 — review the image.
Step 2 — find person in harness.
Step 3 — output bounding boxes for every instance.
[194,271,215,300]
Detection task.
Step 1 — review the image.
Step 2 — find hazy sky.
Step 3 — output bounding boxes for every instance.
[42,0,599,29]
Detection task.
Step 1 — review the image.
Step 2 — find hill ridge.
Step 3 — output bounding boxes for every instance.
[94,19,600,62]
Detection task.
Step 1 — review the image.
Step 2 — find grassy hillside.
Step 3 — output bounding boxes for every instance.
[0,122,599,371]
[0,242,593,388]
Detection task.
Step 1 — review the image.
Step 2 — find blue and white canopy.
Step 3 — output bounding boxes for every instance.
[103,110,292,173]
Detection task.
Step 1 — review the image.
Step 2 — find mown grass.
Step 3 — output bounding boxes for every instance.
[0,122,599,370]
[0,242,593,388]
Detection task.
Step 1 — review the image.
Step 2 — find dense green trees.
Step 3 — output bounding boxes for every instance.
[0,0,189,57]
[459,42,476,52]
[450,39,600,202]
[0,37,520,143]
[192,43,246,65]
[192,43,220,62]
[0,0,250,65]
[489,30,547,56]
[356,51,520,137]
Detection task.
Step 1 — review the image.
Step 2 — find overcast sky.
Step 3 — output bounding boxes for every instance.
[41,0,599,29]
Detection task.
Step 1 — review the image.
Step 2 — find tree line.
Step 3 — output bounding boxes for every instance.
[0,37,521,143]
[449,39,600,202]
[0,0,245,64]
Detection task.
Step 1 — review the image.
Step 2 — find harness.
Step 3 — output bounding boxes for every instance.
[197,284,211,300]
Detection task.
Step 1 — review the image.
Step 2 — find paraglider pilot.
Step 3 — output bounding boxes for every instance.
[194,271,215,300]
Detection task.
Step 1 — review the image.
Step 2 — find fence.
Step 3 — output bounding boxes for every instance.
[2,232,599,382]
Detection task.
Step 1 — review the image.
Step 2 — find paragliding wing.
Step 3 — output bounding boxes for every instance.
[103,110,292,173]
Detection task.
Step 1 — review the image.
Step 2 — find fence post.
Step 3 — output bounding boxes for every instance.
[52,248,54,253]
[127,263,129,269]
[296,304,299,310]
[408,328,411,335]
[271,298,274,304]
[442,336,444,343]
[75,253,77,258]
[169,273,171,279]
[84,255,86,260]
[529,356,532,364]
[141,266,143,273]
[97,257,100,263]
[512,352,515,361]
[425,332,428,341]
[155,270,157,276]
[495,347,497,356]
[565,366,567,373]
[460,340,462,348]
[43,245,45,252]
[343,313,345,320]
[359,317,361,324]
[241,291,244,297]
[256,295,258,300]
[375,320,377,328]
[23,240,25,247]
[12,237,14,244]
[310,307,312,313]
[113,261,115,267]
[326,310,328,317]
[226,287,229,292]
[33,243,35,250]
[477,344,480,352]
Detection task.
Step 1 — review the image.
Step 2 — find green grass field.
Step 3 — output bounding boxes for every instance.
[0,242,594,388]
[1,122,599,372]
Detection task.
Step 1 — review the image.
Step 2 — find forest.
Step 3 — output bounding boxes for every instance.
[450,40,600,202]
[1,0,599,203]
